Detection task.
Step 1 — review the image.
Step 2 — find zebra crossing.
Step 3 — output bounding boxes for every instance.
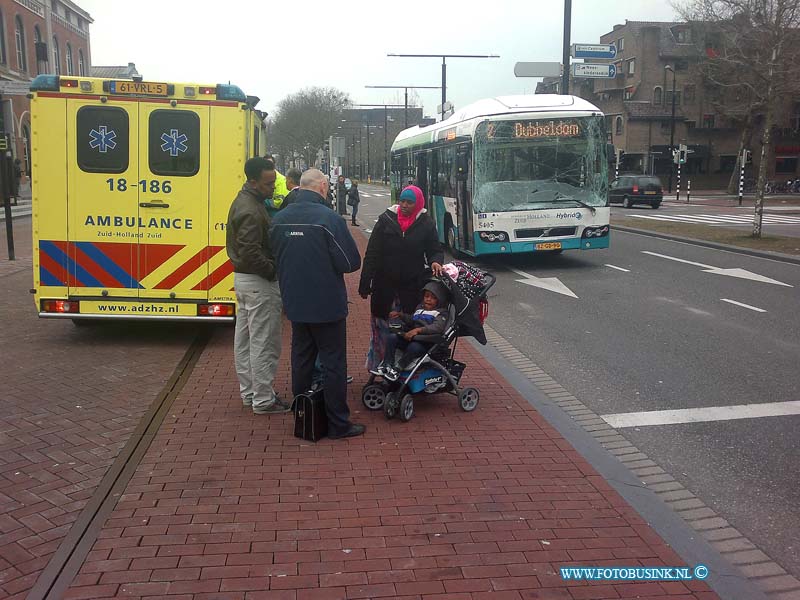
[630,212,800,225]
[358,192,390,198]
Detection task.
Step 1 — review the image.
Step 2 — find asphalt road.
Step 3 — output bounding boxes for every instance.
[357,183,800,580]
[613,200,800,237]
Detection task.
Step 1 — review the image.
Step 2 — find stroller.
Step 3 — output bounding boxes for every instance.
[361,263,496,422]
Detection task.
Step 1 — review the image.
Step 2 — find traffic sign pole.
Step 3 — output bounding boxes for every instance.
[738,149,746,206]
[562,0,571,95]
[676,162,681,202]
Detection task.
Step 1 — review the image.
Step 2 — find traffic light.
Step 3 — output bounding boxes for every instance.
[672,149,680,164]
[745,150,752,164]
[679,149,687,164]
[616,148,625,162]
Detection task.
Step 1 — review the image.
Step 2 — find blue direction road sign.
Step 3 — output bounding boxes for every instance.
[572,44,617,59]
[572,63,617,78]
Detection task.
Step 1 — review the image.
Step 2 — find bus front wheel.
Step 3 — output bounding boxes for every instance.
[445,217,457,250]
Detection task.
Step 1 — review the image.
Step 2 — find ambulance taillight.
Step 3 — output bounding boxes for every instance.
[198,303,235,317]
[41,300,80,314]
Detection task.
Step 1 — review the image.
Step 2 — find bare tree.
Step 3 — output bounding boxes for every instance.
[268,87,351,170]
[676,0,800,237]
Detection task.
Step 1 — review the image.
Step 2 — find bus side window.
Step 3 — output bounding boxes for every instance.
[77,106,130,174]
[149,110,201,177]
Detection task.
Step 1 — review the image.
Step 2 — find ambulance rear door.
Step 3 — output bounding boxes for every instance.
[65,99,141,299]
[137,104,211,300]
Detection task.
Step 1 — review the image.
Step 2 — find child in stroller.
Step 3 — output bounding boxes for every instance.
[370,280,449,382]
[361,263,496,422]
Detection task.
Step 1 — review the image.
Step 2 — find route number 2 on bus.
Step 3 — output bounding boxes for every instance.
[106,179,173,193]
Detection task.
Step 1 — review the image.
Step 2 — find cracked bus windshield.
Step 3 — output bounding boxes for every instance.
[473,115,608,213]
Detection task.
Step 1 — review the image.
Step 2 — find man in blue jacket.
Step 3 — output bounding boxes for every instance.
[271,169,365,439]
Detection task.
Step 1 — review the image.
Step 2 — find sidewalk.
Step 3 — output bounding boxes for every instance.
[53,230,731,600]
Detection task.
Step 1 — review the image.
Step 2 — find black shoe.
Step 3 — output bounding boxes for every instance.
[351,222,358,226]
[328,423,366,439]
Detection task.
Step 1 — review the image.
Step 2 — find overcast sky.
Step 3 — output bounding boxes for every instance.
[78,0,677,119]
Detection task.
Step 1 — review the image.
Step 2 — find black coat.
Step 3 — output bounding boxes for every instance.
[359,208,444,318]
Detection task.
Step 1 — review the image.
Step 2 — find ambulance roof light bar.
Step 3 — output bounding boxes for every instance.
[216,84,247,102]
[30,75,60,91]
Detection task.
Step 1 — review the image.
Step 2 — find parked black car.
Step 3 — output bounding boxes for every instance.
[609,175,663,208]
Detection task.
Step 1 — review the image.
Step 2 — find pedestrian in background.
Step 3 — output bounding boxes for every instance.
[336,174,348,216]
[226,157,289,414]
[348,180,360,226]
[281,167,303,209]
[271,169,365,439]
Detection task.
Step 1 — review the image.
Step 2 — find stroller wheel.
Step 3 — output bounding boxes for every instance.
[361,384,386,411]
[399,394,415,422]
[384,392,398,420]
[459,387,480,412]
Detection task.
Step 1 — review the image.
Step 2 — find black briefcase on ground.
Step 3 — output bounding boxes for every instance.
[293,388,328,442]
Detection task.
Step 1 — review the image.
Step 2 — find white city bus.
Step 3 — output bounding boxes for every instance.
[390,95,610,256]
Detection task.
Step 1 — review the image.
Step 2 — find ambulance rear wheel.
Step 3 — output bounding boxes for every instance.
[361,384,385,411]
[399,394,415,422]
[459,387,480,412]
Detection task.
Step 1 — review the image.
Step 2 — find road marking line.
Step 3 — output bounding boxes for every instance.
[605,264,630,272]
[642,251,793,286]
[602,400,800,428]
[720,298,767,312]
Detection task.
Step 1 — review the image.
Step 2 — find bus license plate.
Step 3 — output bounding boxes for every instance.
[536,242,562,250]
[644,191,657,194]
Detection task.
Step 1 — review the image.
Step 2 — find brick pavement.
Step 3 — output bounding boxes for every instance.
[0,220,196,598]
[64,228,720,600]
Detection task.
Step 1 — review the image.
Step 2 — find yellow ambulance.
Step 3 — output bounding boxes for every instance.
[30,75,266,323]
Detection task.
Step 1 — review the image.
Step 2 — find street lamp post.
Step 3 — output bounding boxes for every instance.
[665,64,677,193]
[387,54,500,117]
[365,85,440,128]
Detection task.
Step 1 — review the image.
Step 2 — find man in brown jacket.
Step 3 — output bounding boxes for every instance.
[226,157,289,414]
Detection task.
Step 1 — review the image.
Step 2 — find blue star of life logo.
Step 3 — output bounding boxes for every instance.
[161,129,189,157]
[88,126,117,153]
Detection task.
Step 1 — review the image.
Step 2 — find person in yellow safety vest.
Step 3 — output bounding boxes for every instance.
[264,155,288,216]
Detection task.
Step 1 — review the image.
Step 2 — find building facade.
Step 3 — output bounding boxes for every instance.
[539,20,800,188]
[0,0,92,175]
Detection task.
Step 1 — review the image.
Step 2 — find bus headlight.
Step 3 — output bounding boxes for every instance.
[582,225,609,239]
[479,231,508,242]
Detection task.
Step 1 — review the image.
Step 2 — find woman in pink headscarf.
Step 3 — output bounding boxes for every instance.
[359,185,444,371]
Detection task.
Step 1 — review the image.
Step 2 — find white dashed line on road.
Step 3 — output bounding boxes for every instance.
[602,400,800,428]
[604,264,630,272]
[720,298,767,313]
